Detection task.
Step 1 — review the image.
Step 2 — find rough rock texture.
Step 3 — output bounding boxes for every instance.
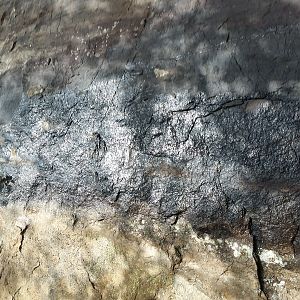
[1,0,300,299]
[1,203,298,300]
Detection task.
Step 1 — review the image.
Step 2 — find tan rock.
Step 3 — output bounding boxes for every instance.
[0,202,298,299]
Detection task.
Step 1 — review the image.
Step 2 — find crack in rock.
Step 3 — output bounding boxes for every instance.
[248,217,269,300]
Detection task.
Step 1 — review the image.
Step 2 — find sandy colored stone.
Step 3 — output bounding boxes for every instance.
[0,202,297,299]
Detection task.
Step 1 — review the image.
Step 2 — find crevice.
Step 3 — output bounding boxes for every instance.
[217,17,229,30]
[291,225,300,256]
[129,4,153,63]
[0,175,14,192]
[177,94,282,142]
[165,209,187,225]
[170,97,199,113]
[232,55,255,84]
[168,246,183,273]
[9,40,16,52]
[86,270,102,298]
[216,262,234,282]
[19,225,29,253]
[31,261,41,274]
[180,116,201,143]
[87,272,96,290]
[171,92,284,118]
[91,132,107,160]
[0,11,7,25]
[248,218,269,300]
[114,190,125,202]
[11,287,21,300]
[226,32,230,43]
[262,3,273,18]
[127,0,134,12]
[72,213,78,230]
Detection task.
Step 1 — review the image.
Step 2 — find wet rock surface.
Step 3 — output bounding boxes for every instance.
[1,0,300,298]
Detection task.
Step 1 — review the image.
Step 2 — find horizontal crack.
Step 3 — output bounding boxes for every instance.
[171,92,285,117]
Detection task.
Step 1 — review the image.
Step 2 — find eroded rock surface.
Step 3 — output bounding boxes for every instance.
[0,203,295,300]
[1,0,300,299]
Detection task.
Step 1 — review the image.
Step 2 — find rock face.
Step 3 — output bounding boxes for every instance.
[1,0,300,299]
[2,202,300,300]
